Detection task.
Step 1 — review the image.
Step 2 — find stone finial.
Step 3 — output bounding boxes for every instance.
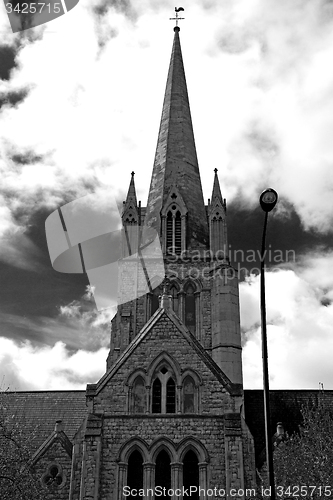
[276,422,284,435]
[159,279,173,310]
[54,420,63,432]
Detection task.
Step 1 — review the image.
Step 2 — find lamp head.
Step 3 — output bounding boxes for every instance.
[260,188,278,212]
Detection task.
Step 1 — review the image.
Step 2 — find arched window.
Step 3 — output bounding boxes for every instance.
[152,366,176,413]
[166,211,173,252]
[132,376,146,414]
[166,378,176,413]
[169,284,179,315]
[151,285,162,316]
[166,208,182,255]
[127,450,143,498]
[175,211,181,253]
[183,450,199,500]
[185,284,196,334]
[152,378,162,413]
[155,450,171,499]
[183,376,195,413]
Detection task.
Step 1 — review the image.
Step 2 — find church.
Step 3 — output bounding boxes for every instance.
[1,23,330,500]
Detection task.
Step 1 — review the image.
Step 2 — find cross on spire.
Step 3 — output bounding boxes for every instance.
[170,7,185,28]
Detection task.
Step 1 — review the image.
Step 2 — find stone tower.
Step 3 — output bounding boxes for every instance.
[107,26,243,387]
[70,26,256,499]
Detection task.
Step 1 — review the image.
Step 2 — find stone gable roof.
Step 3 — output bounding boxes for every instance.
[87,306,241,397]
[30,421,73,465]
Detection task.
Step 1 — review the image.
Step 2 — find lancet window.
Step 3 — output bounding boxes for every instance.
[127,450,144,498]
[185,283,196,334]
[169,283,179,315]
[183,450,199,499]
[183,376,195,413]
[118,440,207,500]
[129,362,200,415]
[152,366,176,414]
[132,376,146,414]
[166,208,182,255]
[155,450,171,499]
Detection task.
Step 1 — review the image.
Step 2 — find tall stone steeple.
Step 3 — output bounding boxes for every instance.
[145,27,208,251]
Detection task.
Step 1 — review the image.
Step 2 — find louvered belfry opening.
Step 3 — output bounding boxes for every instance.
[166,209,182,255]
[166,211,173,252]
[174,211,181,254]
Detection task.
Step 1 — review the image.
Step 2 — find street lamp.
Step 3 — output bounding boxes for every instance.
[259,188,278,499]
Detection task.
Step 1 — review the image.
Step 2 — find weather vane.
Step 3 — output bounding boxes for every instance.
[170,7,185,27]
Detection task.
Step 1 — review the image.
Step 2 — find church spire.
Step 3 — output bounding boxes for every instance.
[144,26,208,250]
[122,171,139,226]
[211,168,223,202]
[124,171,137,208]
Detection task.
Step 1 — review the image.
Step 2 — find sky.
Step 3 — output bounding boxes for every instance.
[1,0,333,391]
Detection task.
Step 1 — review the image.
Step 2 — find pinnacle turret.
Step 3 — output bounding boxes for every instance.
[124,171,137,210]
[122,171,139,226]
[211,168,223,203]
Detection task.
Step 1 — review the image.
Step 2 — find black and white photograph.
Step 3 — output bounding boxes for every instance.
[1,1,333,498]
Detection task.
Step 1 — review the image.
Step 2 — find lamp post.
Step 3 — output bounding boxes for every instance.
[259,188,278,499]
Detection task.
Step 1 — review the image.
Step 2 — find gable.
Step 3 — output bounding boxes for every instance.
[90,310,239,414]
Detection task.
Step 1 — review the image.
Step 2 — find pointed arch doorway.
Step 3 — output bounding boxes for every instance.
[155,450,171,499]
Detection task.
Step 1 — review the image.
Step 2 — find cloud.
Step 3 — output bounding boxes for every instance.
[0,88,29,109]
[0,44,19,80]
[0,285,115,349]
[240,262,333,389]
[0,338,108,390]
[188,0,333,233]
[0,286,115,389]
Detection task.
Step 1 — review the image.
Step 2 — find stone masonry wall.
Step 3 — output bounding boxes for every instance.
[96,313,236,415]
[100,416,226,500]
[108,256,241,381]
[32,440,72,500]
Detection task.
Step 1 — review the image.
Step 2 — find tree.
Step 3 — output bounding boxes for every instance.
[0,393,43,500]
[264,402,333,498]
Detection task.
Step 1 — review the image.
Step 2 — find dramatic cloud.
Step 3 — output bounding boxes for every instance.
[0,286,114,349]
[241,261,333,389]
[0,286,113,390]
[205,0,333,233]
[0,44,18,80]
[1,0,333,390]
[0,87,29,109]
[0,338,108,390]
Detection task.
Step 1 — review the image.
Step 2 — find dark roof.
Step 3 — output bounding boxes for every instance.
[2,388,333,465]
[244,389,333,466]
[0,390,86,449]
